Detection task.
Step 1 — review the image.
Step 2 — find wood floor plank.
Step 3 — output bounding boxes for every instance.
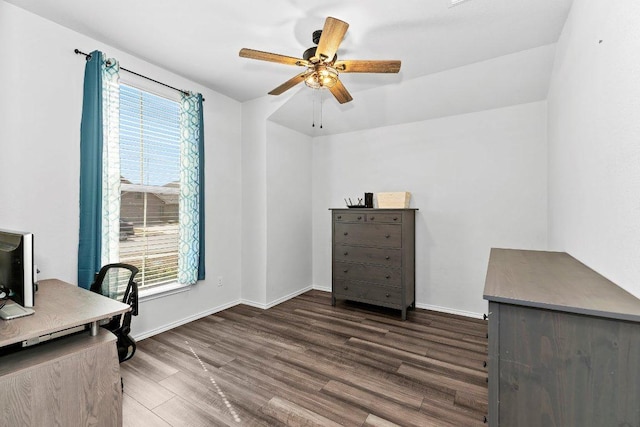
[276,350,425,409]
[321,380,455,427]
[158,370,274,426]
[152,395,252,427]
[119,365,175,410]
[397,361,488,411]
[120,347,179,383]
[122,394,172,427]
[220,357,369,426]
[363,414,402,427]
[347,337,488,386]
[123,290,488,427]
[421,394,487,427]
[259,397,343,427]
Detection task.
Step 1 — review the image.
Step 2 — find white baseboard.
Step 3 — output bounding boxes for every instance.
[312,285,331,292]
[415,303,484,320]
[242,285,314,310]
[133,299,241,341]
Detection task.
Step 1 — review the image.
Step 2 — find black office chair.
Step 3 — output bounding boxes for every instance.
[90,263,139,363]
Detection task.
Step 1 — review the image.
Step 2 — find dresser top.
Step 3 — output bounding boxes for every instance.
[483,248,640,322]
[329,208,419,211]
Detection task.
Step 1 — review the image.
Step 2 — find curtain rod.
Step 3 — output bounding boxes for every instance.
[74,49,205,102]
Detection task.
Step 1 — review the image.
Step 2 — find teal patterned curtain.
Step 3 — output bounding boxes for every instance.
[78,51,104,289]
[78,51,121,288]
[178,92,205,284]
[101,57,121,267]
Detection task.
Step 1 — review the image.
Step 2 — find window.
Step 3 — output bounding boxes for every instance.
[78,51,204,294]
[119,84,182,293]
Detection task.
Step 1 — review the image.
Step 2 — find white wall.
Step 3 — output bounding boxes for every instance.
[271,44,557,137]
[312,102,548,316]
[240,96,290,307]
[266,122,313,304]
[0,1,243,338]
[547,0,640,298]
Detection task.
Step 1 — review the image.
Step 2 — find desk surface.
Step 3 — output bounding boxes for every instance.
[483,248,640,322]
[0,279,130,348]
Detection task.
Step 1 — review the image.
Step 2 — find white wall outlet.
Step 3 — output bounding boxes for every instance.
[217,276,223,287]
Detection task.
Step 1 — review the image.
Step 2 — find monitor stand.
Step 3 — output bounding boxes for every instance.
[0,302,35,320]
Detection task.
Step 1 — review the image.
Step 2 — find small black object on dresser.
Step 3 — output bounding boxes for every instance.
[330,208,417,320]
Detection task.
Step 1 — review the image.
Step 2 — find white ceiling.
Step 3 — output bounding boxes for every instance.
[7,0,572,105]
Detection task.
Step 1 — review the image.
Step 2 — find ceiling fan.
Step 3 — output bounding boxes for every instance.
[239,17,401,104]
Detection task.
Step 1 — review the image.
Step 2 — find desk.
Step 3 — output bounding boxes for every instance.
[0,279,130,427]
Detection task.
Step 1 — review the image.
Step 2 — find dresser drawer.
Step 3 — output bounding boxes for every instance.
[333,261,402,287]
[334,245,402,267]
[333,280,402,307]
[333,212,365,223]
[334,223,402,248]
[366,212,402,224]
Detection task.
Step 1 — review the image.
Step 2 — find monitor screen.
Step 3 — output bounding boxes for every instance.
[0,229,35,307]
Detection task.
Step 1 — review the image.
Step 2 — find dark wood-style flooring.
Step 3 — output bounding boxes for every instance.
[121,290,488,426]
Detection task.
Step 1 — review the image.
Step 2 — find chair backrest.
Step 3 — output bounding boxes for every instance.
[90,263,139,362]
[90,263,139,325]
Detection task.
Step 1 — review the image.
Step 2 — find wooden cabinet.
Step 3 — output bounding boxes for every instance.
[483,249,640,427]
[331,208,416,320]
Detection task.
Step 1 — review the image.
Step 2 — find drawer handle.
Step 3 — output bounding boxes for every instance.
[393,217,398,221]
[337,215,342,219]
[343,286,349,290]
[344,232,348,236]
[385,234,391,238]
[385,256,390,260]
[343,269,349,273]
[357,216,362,220]
[483,361,487,368]
[370,216,375,220]
[385,293,390,298]
[385,275,391,279]
[343,251,348,256]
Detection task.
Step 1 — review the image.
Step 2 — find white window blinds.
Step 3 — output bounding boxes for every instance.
[118,84,181,291]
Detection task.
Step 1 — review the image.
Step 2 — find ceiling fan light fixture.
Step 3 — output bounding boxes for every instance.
[305,65,339,89]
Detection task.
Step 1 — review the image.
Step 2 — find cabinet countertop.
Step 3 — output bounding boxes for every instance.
[329,208,419,210]
[483,248,640,322]
[0,279,130,348]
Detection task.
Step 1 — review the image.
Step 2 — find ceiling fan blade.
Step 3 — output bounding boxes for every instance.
[329,79,353,104]
[315,17,349,62]
[239,48,309,67]
[268,71,310,95]
[334,60,401,73]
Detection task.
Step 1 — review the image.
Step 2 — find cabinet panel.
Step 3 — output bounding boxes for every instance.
[484,249,640,427]
[333,261,402,287]
[497,303,640,427]
[334,245,402,267]
[333,280,402,307]
[366,212,402,224]
[334,223,402,248]
[333,212,366,223]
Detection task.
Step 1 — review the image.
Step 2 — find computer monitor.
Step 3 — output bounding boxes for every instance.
[0,229,36,307]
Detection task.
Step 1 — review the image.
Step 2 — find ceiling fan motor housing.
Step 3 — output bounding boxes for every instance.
[303,46,317,61]
[312,30,323,45]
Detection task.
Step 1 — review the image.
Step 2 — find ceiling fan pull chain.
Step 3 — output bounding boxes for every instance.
[320,89,323,129]
[312,89,316,127]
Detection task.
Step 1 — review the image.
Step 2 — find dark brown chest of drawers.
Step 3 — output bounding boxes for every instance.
[330,208,416,320]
